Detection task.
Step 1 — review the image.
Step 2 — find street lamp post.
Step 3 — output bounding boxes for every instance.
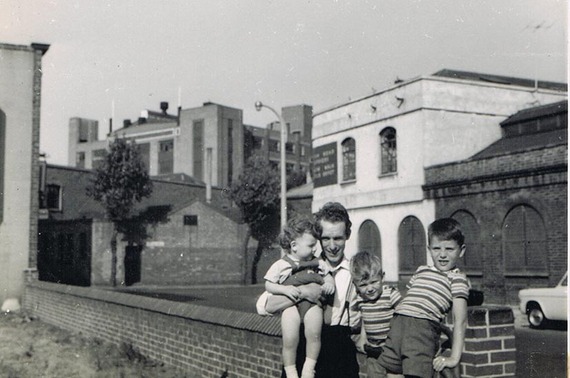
[255,101,287,230]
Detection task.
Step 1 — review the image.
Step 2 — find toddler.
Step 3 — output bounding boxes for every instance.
[264,217,335,378]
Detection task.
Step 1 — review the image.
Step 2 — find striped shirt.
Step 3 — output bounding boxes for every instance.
[396,265,469,322]
[355,285,402,347]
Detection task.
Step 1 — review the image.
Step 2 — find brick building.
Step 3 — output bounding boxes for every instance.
[0,42,49,310]
[68,102,312,188]
[38,164,254,286]
[424,100,567,304]
[311,68,567,301]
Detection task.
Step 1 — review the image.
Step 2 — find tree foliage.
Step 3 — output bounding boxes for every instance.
[87,138,153,222]
[86,138,153,286]
[287,167,307,190]
[229,155,281,283]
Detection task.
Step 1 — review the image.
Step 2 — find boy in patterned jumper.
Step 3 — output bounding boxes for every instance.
[350,251,401,378]
[379,218,470,378]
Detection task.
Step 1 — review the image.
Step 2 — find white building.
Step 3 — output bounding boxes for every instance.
[311,69,567,283]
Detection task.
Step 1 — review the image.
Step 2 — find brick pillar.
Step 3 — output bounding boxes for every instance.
[461,306,516,377]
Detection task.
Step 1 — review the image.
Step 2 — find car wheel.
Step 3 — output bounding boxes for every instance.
[527,305,546,328]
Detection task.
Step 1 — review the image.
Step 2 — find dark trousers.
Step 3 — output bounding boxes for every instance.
[281,324,359,378]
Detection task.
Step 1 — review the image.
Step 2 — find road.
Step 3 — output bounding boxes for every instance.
[515,321,567,378]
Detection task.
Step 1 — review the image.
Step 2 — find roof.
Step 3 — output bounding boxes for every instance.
[155,173,205,186]
[44,164,235,222]
[315,68,567,117]
[287,181,313,199]
[112,119,177,137]
[433,69,567,91]
[500,100,568,126]
[470,128,567,160]
[471,100,568,160]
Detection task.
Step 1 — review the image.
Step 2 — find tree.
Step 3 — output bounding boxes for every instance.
[287,167,307,190]
[86,138,153,286]
[229,155,281,284]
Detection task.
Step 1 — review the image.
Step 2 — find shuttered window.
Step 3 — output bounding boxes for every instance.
[503,205,547,273]
[398,216,426,272]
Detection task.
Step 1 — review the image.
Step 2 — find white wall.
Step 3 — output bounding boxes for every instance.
[312,74,567,280]
[0,44,37,306]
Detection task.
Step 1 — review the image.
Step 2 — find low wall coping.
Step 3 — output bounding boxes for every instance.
[27,282,514,336]
[26,281,281,336]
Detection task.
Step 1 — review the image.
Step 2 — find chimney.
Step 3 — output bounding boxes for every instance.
[160,101,169,115]
[206,148,212,204]
[123,119,132,128]
[109,118,113,135]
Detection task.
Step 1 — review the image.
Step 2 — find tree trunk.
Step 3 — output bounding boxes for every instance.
[110,227,118,287]
[241,227,252,285]
[251,240,267,285]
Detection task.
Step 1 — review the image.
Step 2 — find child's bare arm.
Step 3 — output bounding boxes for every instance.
[321,273,335,295]
[433,297,467,371]
[265,281,301,302]
[353,323,367,354]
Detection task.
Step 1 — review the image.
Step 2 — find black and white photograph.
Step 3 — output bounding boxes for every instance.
[1,1,567,377]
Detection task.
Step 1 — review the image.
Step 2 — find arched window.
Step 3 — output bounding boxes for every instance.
[380,127,397,174]
[358,220,382,261]
[398,216,426,272]
[451,210,482,272]
[341,138,356,181]
[503,205,547,273]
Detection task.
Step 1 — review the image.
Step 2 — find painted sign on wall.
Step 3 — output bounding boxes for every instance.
[312,142,337,188]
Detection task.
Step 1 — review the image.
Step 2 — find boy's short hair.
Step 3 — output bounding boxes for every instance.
[278,217,318,251]
[428,218,465,246]
[350,251,383,285]
[313,202,352,239]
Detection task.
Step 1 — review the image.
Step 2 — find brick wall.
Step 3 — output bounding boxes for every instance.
[458,306,516,377]
[430,179,567,304]
[28,47,43,269]
[23,282,516,378]
[23,281,283,378]
[425,145,567,184]
[425,144,568,304]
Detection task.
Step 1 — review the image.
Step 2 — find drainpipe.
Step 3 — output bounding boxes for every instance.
[206,148,212,204]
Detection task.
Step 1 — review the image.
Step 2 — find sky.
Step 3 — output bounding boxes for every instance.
[3,0,568,165]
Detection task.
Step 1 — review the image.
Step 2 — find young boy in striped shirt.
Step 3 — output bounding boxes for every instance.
[379,218,470,377]
[350,251,401,378]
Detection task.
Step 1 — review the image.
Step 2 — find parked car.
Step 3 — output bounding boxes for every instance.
[518,272,568,328]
